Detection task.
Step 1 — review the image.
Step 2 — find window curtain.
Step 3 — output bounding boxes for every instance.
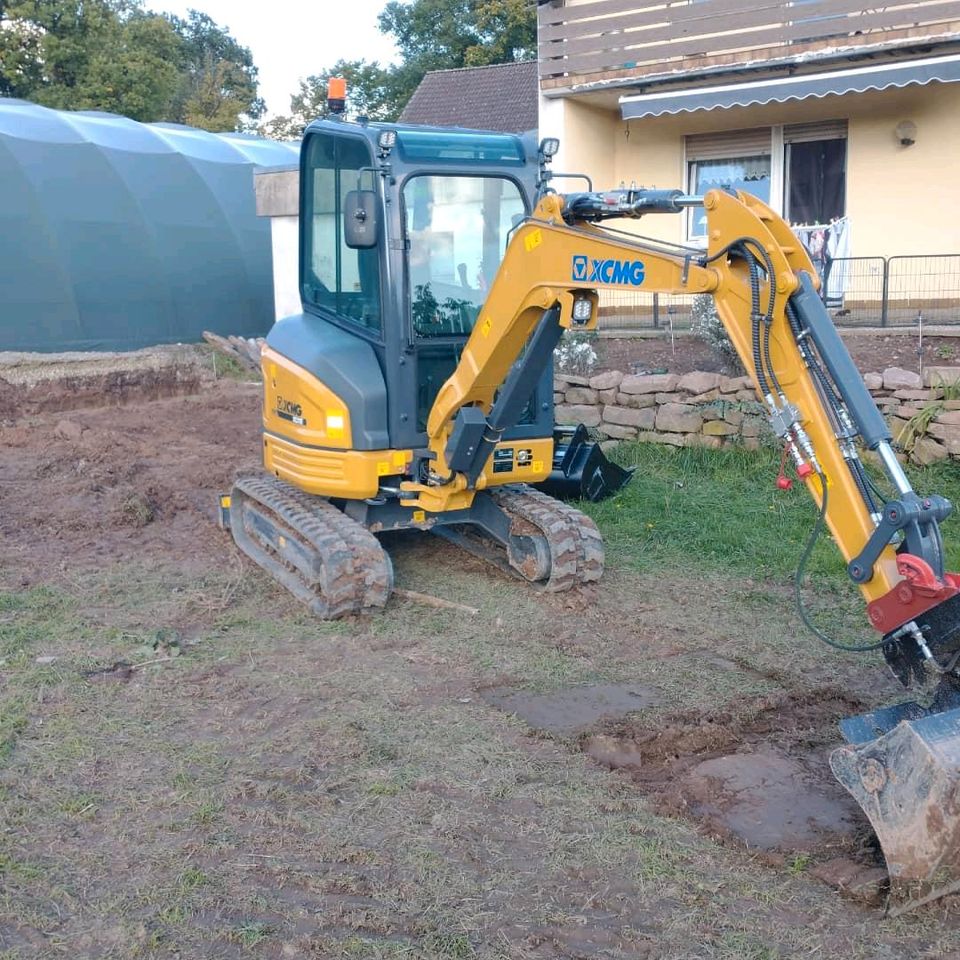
[788,139,846,225]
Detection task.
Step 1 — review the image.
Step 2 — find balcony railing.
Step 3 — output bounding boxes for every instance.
[539,0,960,83]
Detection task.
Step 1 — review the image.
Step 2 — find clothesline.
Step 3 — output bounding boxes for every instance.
[792,218,852,302]
[791,216,850,231]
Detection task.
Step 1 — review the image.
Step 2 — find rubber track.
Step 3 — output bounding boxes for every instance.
[490,484,604,592]
[231,474,392,618]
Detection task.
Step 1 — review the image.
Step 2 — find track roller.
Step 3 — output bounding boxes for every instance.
[435,484,604,592]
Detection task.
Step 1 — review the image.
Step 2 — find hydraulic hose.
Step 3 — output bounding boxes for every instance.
[794,474,888,653]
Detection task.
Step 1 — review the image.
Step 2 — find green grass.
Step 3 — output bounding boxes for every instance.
[197,343,261,382]
[584,442,960,581]
[6,444,960,958]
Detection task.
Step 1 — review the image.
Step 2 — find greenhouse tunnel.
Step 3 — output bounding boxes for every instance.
[0,99,299,352]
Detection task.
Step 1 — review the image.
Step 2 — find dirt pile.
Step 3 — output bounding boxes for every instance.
[1,381,263,579]
[0,345,217,419]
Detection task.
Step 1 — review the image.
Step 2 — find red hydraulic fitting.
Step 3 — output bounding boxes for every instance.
[796,463,815,479]
[776,475,793,491]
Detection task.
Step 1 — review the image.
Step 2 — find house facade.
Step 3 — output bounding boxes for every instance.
[537,1,960,324]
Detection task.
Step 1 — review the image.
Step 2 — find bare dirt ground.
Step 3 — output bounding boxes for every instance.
[0,345,215,420]
[595,332,960,376]
[4,381,960,958]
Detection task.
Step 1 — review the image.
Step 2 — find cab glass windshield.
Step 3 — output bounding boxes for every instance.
[403,175,525,338]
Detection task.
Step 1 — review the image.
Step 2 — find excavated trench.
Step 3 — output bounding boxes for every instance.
[484,680,889,901]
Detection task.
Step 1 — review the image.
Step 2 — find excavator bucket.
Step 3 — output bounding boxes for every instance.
[830,701,960,915]
[537,424,635,503]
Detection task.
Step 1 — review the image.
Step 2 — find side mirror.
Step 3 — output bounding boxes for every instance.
[344,189,378,249]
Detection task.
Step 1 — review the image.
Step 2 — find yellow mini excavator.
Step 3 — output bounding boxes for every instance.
[226,92,960,912]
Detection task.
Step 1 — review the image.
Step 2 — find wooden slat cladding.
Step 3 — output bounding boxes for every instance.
[539,0,960,81]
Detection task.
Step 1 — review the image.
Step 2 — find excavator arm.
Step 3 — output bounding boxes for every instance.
[409,184,948,624]
[408,183,960,910]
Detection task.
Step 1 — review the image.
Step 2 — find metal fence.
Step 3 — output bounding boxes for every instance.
[598,254,960,332]
[887,256,960,327]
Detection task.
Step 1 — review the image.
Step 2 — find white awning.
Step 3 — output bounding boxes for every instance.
[620,54,960,120]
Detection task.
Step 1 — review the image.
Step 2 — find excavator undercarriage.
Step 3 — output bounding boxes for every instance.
[229,473,604,615]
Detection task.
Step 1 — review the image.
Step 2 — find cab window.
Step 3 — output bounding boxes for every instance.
[403,175,525,338]
[302,133,381,333]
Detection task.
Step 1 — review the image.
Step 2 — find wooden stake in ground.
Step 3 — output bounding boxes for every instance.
[392,587,479,615]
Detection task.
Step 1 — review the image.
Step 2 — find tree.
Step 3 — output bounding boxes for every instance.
[261,59,412,141]
[166,10,265,131]
[379,0,536,70]
[264,0,536,136]
[469,0,538,65]
[80,11,183,121]
[0,1,264,131]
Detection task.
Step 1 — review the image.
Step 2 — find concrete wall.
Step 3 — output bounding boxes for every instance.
[540,83,960,258]
[255,168,301,322]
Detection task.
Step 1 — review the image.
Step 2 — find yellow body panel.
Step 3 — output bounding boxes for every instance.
[264,431,552,503]
[261,345,353,449]
[263,435,387,499]
[260,345,552,505]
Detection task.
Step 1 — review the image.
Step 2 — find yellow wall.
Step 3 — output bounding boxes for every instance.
[845,85,960,257]
[540,83,960,257]
[540,95,619,188]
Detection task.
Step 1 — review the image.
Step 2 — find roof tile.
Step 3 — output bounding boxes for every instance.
[400,61,538,133]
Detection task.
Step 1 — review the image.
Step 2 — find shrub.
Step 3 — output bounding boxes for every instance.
[554,331,598,376]
[690,294,745,374]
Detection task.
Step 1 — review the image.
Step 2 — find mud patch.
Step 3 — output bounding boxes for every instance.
[482,682,660,736]
[583,689,880,868]
[682,748,859,851]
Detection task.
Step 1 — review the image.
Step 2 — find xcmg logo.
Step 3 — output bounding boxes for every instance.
[572,254,645,286]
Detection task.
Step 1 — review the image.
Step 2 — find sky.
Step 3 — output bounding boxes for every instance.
[156,1,399,117]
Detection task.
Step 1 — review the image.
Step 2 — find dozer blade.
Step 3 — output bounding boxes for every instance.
[830,705,960,915]
[537,424,635,503]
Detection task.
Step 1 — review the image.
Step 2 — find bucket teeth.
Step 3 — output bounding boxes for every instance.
[831,705,960,914]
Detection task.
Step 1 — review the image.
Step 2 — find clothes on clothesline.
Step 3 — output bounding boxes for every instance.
[792,217,851,303]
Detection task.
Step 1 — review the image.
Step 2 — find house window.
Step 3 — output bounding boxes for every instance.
[685,128,772,239]
[784,121,847,225]
[684,122,847,237]
[688,156,772,237]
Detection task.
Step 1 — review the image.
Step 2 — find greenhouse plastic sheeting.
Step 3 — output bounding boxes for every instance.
[0,99,299,352]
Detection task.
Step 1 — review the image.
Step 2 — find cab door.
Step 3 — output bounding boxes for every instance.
[400,173,528,436]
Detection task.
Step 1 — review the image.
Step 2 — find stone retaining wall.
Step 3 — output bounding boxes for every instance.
[554,365,960,463]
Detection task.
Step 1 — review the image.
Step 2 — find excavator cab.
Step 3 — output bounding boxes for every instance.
[261,118,627,503]
[280,122,544,452]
